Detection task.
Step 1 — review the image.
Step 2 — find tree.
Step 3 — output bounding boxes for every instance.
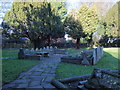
[64,10,85,49]
[50,0,67,22]
[3,1,66,49]
[104,1,120,38]
[77,4,99,45]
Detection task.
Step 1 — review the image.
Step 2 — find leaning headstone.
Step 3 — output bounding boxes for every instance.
[81,52,89,65]
[18,48,25,59]
[81,57,90,65]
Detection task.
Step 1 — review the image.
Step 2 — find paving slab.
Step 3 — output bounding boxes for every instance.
[42,83,56,88]
[29,76,46,81]
[45,76,54,83]
[28,85,43,88]
[16,83,28,88]
[31,72,42,76]
[29,81,40,87]
[2,83,16,88]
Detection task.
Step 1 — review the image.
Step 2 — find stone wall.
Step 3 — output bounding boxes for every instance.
[51,68,120,89]
[18,48,41,60]
[61,47,103,65]
[93,47,103,65]
[18,47,67,60]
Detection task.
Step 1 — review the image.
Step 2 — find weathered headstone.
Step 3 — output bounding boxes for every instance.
[24,49,29,54]
[81,52,89,65]
[36,48,38,51]
[43,47,46,49]
[40,48,42,51]
[81,57,90,65]
[50,46,53,49]
[18,48,25,59]
[46,46,49,49]
[55,46,57,49]
[31,48,34,52]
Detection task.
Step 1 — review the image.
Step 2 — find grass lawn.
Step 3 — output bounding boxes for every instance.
[1,49,18,57]
[67,48,89,54]
[1,48,40,85]
[56,48,119,79]
[2,59,40,85]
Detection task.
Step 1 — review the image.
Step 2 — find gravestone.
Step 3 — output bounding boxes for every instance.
[46,46,49,49]
[43,47,46,50]
[24,49,29,54]
[18,48,25,59]
[81,53,90,65]
[36,48,38,51]
[55,46,57,49]
[31,48,34,52]
[50,46,53,49]
[40,48,42,51]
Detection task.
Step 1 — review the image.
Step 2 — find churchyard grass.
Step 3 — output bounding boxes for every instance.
[1,49,18,57]
[67,48,88,54]
[56,48,119,79]
[2,59,40,85]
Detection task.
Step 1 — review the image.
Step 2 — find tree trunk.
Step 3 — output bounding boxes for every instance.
[76,38,80,49]
[47,36,51,46]
[33,40,37,50]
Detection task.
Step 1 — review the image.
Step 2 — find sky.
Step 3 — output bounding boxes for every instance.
[66,0,119,13]
[0,0,119,26]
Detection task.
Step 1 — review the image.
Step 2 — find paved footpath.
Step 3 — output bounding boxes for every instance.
[3,54,62,89]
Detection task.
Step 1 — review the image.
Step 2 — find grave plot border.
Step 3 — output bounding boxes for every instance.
[51,69,120,89]
[60,47,104,65]
[51,74,91,89]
